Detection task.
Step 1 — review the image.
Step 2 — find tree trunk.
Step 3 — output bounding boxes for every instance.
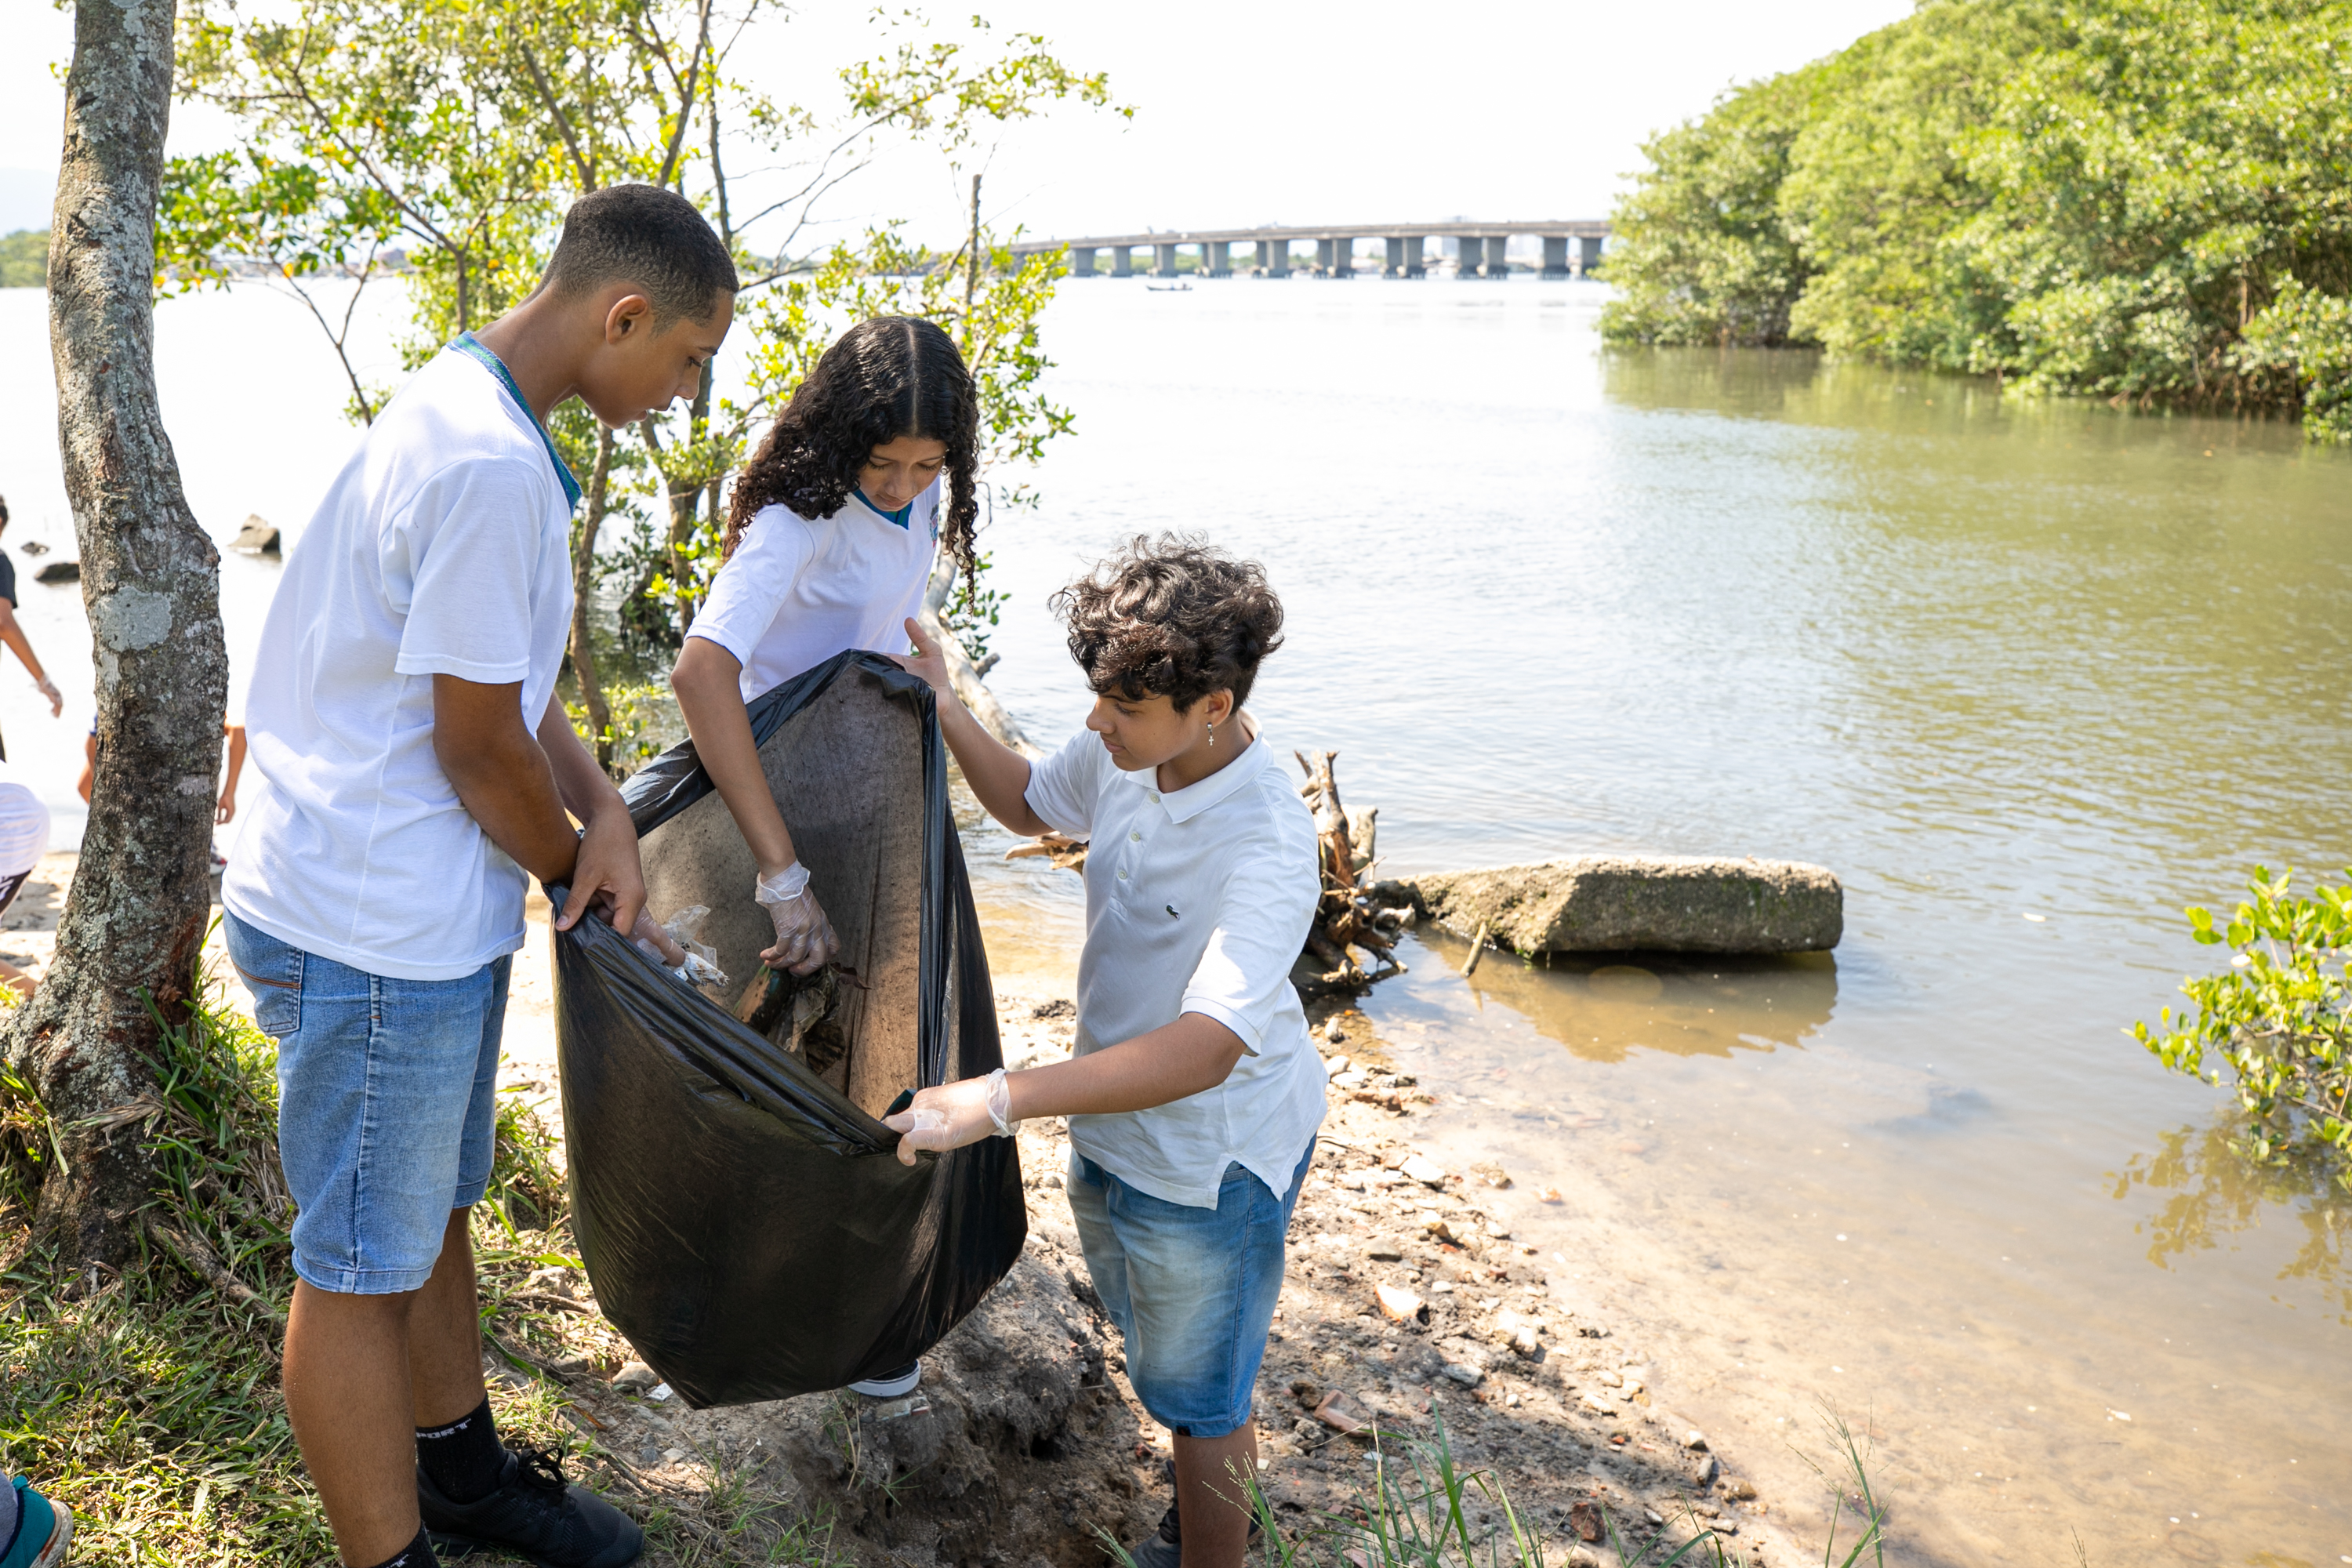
[11,0,230,1279]
[570,427,615,771]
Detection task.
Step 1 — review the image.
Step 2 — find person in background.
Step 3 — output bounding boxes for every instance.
[0,497,66,756]
[0,1472,72,1568]
[887,535,1323,1568]
[0,759,53,1000]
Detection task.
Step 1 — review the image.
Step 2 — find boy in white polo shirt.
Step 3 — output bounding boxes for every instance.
[223,184,735,1568]
[887,535,1324,1568]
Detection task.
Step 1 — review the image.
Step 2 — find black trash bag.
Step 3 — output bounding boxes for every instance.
[550,651,1025,1408]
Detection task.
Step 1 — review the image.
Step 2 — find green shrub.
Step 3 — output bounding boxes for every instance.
[2134,866,2352,1184]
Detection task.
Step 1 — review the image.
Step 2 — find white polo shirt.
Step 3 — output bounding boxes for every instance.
[686,483,938,701]
[0,760,49,880]
[1023,727,1327,1209]
[223,339,576,981]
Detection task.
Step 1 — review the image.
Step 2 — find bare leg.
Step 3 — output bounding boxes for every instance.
[284,1283,422,1564]
[0,956,36,1000]
[284,1208,488,1564]
[410,1207,489,1427]
[1174,1425,1260,1568]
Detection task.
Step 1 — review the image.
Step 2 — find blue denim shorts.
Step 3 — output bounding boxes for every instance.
[223,909,510,1295]
[1067,1138,1316,1439]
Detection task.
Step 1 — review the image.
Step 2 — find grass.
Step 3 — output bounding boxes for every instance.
[0,957,835,1566]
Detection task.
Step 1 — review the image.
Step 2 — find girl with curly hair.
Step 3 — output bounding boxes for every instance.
[673,316,979,993]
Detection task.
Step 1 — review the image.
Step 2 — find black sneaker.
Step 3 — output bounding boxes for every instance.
[1128,1501,1265,1568]
[419,1444,644,1568]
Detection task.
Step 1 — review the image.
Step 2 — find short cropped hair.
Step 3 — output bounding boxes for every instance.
[1054,534,1286,713]
[542,184,738,327]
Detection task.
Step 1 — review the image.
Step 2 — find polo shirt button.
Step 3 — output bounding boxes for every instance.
[1118,869,1129,880]
[1129,830,1142,842]
[1148,792,1159,802]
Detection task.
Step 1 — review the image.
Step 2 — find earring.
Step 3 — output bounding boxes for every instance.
[1207,724,1215,749]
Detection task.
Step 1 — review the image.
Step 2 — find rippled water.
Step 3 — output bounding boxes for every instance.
[3,276,2347,1564]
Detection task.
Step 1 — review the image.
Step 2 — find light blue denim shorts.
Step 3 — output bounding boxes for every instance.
[1067,1138,1316,1439]
[223,909,510,1295]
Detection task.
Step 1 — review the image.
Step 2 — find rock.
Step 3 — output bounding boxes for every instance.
[1399,1154,1446,1189]
[1367,1244,1404,1262]
[1290,1378,1321,1407]
[662,1446,688,1465]
[1420,1214,1458,1245]
[1323,1018,1347,1044]
[1567,1500,1606,1544]
[1538,1187,1563,1203]
[1643,1508,1664,1528]
[725,1244,1155,1564]
[230,514,282,555]
[1376,1283,1428,1326]
[1332,1070,1367,1091]
[16,539,46,557]
[611,1360,661,1394]
[1470,1163,1512,1189]
[1597,1370,1623,1388]
[1580,1392,1618,1416]
[1682,1429,1710,1452]
[1439,1361,1483,1388]
[1726,1479,1758,1501]
[34,561,79,584]
[1312,1389,1370,1434]
[1323,1054,1349,1078]
[1402,855,1842,954]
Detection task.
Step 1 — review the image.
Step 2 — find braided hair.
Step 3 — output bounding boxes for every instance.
[726,316,981,583]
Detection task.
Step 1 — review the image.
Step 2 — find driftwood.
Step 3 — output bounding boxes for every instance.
[1003,749,1410,995]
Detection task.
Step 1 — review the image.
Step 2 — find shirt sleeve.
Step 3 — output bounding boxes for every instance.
[1022,728,1107,839]
[385,459,553,684]
[688,507,815,668]
[1180,816,1319,1055]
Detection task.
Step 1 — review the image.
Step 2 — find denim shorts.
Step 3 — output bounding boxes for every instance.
[1067,1138,1316,1439]
[223,909,510,1295]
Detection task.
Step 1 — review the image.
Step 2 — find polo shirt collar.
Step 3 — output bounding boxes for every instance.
[1140,733,1273,823]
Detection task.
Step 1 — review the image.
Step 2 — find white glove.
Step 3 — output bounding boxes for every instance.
[34,677,60,717]
[884,1069,1018,1166]
[754,862,838,976]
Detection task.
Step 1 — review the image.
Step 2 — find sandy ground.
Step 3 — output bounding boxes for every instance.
[10,856,1813,1566]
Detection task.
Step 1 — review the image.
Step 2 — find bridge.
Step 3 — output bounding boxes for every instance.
[1006,220,1611,279]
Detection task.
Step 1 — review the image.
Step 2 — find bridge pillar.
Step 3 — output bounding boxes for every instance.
[1577,235,1603,276]
[1155,242,1179,278]
[1266,239,1289,278]
[1315,238,1333,274]
[1486,235,1512,278]
[1455,237,1483,278]
[1112,245,1133,278]
[1328,237,1353,278]
[1069,245,1098,278]
[1403,235,1426,278]
[1384,237,1404,277]
[1203,241,1231,278]
[1541,236,1569,278]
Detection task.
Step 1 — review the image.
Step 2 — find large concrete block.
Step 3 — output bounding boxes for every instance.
[1403,855,1842,954]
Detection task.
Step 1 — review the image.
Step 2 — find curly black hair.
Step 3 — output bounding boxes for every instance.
[1053,534,1287,713]
[726,317,980,580]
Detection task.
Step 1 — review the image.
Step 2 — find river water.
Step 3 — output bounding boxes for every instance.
[3,277,2348,1565]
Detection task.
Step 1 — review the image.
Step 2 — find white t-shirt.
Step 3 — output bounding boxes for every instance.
[1023,728,1327,1208]
[0,761,50,880]
[686,484,939,701]
[222,340,576,982]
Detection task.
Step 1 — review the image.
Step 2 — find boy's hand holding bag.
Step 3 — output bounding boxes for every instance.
[886,1069,1018,1163]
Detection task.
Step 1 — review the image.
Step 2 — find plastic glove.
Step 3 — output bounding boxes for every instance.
[34,677,60,719]
[883,1069,1017,1166]
[628,907,730,989]
[754,862,838,976]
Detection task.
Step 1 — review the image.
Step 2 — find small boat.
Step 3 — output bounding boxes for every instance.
[1145,282,1193,292]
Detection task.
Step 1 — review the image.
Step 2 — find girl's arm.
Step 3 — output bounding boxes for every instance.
[0,602,61,717]
[671,637,840,975]
[891,617,1050,837]
[672,638,803,875]
[885,1013,1246,1164]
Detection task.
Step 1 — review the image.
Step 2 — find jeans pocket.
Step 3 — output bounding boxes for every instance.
[231,953,303,1040]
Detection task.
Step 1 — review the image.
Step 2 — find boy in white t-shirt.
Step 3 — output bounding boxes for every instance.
[222,185,735,1568]
[887,535,1324,1568]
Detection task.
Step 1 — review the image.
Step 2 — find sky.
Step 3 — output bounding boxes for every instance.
[0,0,1915,245]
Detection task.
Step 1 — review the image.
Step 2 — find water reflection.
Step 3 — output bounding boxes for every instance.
[1411,923,1837,1062]
[2111,1117,2351,1326]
